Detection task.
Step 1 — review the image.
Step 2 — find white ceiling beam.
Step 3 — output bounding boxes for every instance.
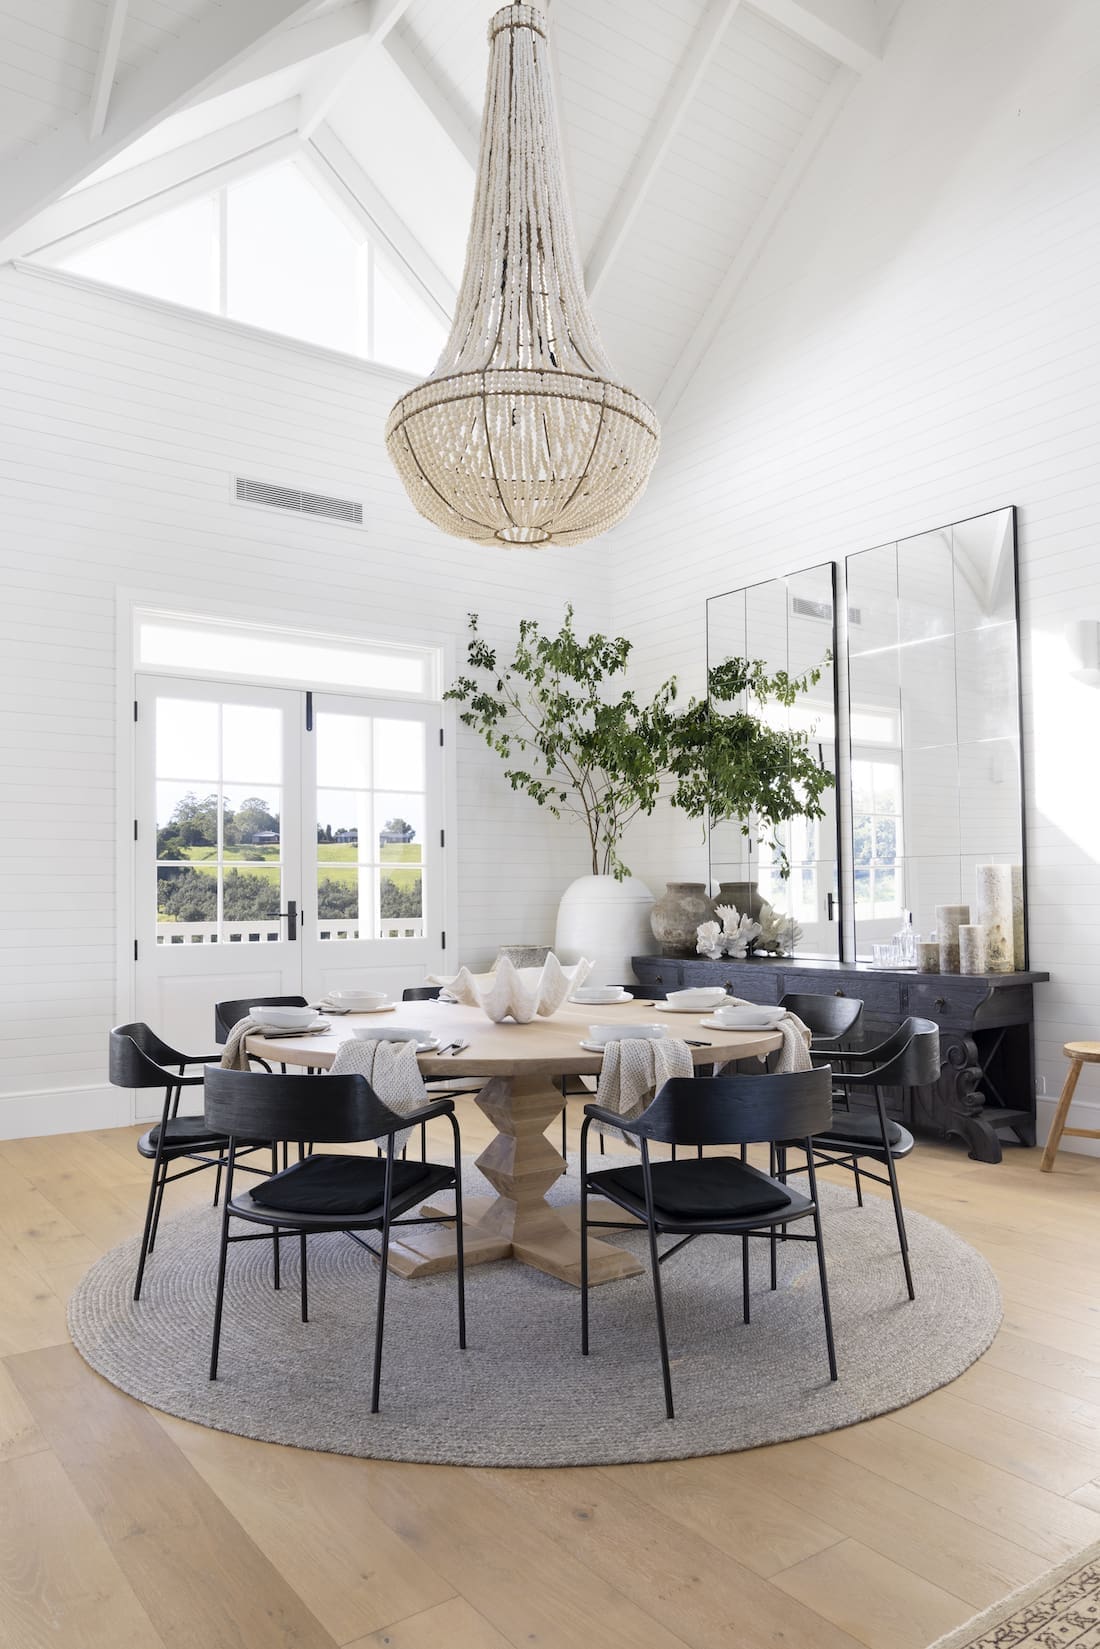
[658,66,856,418]
[297,0,415,140]
[747,0,880,71]
[585,0,741,301]
[3,103,301,264]
[382,28,479,171]
[187,2,376,107]
[303,125,455,324]
[89,0,130,139]
[0,0,323,247]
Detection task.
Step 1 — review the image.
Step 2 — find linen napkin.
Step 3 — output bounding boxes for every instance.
[220,1016,263,1071]
[713,998,813,1074]
[330,1034,432,1155]
[594,1036,695,1144]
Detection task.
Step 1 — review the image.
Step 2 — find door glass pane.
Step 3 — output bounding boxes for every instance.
[152,694,287,945]
[374,719,425,790]
[379,867,422,932]
[222,704,282,785]
[375,793,425,865]
[316,713,371,789]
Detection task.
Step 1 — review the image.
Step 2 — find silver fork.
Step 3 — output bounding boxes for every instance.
[445,1040,468,1056]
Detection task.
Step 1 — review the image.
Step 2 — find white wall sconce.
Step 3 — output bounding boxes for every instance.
[1066,620,1100,684]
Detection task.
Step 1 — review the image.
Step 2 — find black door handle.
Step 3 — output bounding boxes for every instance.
[826,892,836,921]
[279,900,298,941]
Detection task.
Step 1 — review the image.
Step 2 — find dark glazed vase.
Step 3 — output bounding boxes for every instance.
[650,882,712,954]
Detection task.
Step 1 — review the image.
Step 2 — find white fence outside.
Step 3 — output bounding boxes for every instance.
[156,919,424,945]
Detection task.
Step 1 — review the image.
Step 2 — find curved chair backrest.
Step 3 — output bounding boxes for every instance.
[109,1023,186,1088]
[780,992,863,1041]
[214,995,309,1044]
[632,1069,833,1147]
[203,1064,407,1143]
[867,1017,941,1087]
[402,986,442,1002]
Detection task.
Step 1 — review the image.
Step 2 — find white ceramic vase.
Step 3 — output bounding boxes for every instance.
[554,875,656,986]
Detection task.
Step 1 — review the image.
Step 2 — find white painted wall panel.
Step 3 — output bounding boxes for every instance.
[610,0,1100,1140]
[0,264,607,1129]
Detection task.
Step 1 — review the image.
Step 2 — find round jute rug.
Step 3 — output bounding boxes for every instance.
[68,1163,1001,1467]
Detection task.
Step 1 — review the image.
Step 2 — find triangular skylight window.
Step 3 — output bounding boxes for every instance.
[45,158,447,375]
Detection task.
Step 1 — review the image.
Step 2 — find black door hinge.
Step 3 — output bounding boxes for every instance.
[134,940,139,961]
[305,691,313,732]
[439,828,445,847]
[133,819,138,840]
[441,930,446,949]
[133,699,139,722]
[439,728,444,746]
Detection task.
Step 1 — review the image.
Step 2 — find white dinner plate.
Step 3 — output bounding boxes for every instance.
[654,1000,726,1013]
[568,991,633,1005]
[578,1036,667,1052]
[254,1018,330,1036]
[700,1012,784,1031]
[351,1028,440,1053]
[324,1000,396,1014]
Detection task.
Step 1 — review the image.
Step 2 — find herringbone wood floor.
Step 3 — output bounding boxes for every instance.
[2,1109,1100,1649]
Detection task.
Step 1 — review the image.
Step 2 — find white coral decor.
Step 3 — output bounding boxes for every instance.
[696,905,763,960]
[695,920,723,960]
[433,953,593,1024]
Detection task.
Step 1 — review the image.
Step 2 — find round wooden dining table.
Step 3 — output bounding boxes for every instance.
[246,999,782,1288]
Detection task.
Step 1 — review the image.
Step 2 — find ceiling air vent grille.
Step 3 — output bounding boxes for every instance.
[234,476,363,526]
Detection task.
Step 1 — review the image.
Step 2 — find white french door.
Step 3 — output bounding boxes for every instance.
[134,674,445,1058]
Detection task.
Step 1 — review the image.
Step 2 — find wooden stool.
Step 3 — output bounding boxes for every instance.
[1039,1042,1100,1171]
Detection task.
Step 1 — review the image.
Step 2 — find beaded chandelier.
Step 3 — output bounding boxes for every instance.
[385,3,660,547]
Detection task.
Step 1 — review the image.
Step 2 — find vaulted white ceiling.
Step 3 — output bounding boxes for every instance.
[0,0,897,414]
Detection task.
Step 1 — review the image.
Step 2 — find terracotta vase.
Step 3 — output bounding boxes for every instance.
[650,882,712,954]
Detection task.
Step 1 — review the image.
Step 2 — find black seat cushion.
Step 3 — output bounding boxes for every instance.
[816,1111,905,1149]
[140,1116,231,1155]
[249,1153,434,1216]
[594,1157,793,1221]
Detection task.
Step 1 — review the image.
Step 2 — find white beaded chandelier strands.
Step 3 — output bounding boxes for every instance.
[385,3,660,547]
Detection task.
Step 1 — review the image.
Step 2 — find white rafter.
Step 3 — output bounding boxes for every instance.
[585,0,742,301]
[658,65,857,417]
[747,0,881,72]
[381,28,479,171]
[298,0,415,140]
[89,0,130,139]
[186,1,376,107]
[0,0,323,249]
[5,103,301,265]
[302,124,456,324]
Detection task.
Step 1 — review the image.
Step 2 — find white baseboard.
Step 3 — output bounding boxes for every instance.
[0,1083,132,1139]
[1037,1092,1100,1158]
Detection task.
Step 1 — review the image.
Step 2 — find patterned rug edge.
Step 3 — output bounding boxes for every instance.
[925,1538,1100,1649]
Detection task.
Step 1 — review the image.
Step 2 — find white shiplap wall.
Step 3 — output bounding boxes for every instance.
[611,0,1100,1147]
[0,263,607,1133]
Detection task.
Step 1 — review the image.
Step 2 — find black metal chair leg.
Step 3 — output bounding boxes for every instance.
[272,1228,281,1290]
[580,1127,591,1355]
[742,1232,751,1323]
[421,1120,427,1163]
[451,1114,466,1350]
[561,1090,568,1173]
[147,1158,169,1255]
[853,1157,864,1207]
[769,1145,778,1289]
[299,1233,308,1322]
[371,1155,395,1413]
[133,1144,167,1300]
[645,1210,675,1420]
[212,1159,223,1207]
[209,1142,236,1380]
[804,1144,838,1381]
[876,1087,914,1300]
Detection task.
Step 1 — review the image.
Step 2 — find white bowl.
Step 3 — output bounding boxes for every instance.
[665,987,728,1009]
[571,986,630,1004]
[709,1006,783,1030]
[249,1005,315,1030]
[328,989,387,1010]
[588,1023,666,1046]
[350,1025,430,1044]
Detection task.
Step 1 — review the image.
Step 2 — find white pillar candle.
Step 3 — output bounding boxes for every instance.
[975,864,1013,973]
[959,923,987,975]
[1011,864,1026,971]
[936,904,970,974]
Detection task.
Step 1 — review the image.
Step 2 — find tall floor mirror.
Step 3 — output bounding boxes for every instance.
[706,564,841,960]
[845,505,1025,959]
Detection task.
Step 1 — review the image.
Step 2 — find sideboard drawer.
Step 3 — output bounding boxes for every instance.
[680,961,779,1004]
[631,957,683,997]
[780,970,903,1015]
[906,979,991,1025]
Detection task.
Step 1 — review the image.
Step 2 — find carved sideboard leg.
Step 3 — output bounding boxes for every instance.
[935,1034,1004,1163]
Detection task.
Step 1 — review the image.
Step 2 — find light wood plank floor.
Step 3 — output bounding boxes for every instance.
[2,1110,1100,1649]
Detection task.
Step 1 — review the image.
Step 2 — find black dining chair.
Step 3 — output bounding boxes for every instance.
[785,1016,940,1302]
[579,1068,838,1418]
[213,995,311,1064]
[203,1065,466,1411]
[780,992,864,1051]
[109,1023,272,1301]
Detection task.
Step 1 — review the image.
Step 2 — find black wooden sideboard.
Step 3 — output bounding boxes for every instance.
[631,953,1049,1163]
